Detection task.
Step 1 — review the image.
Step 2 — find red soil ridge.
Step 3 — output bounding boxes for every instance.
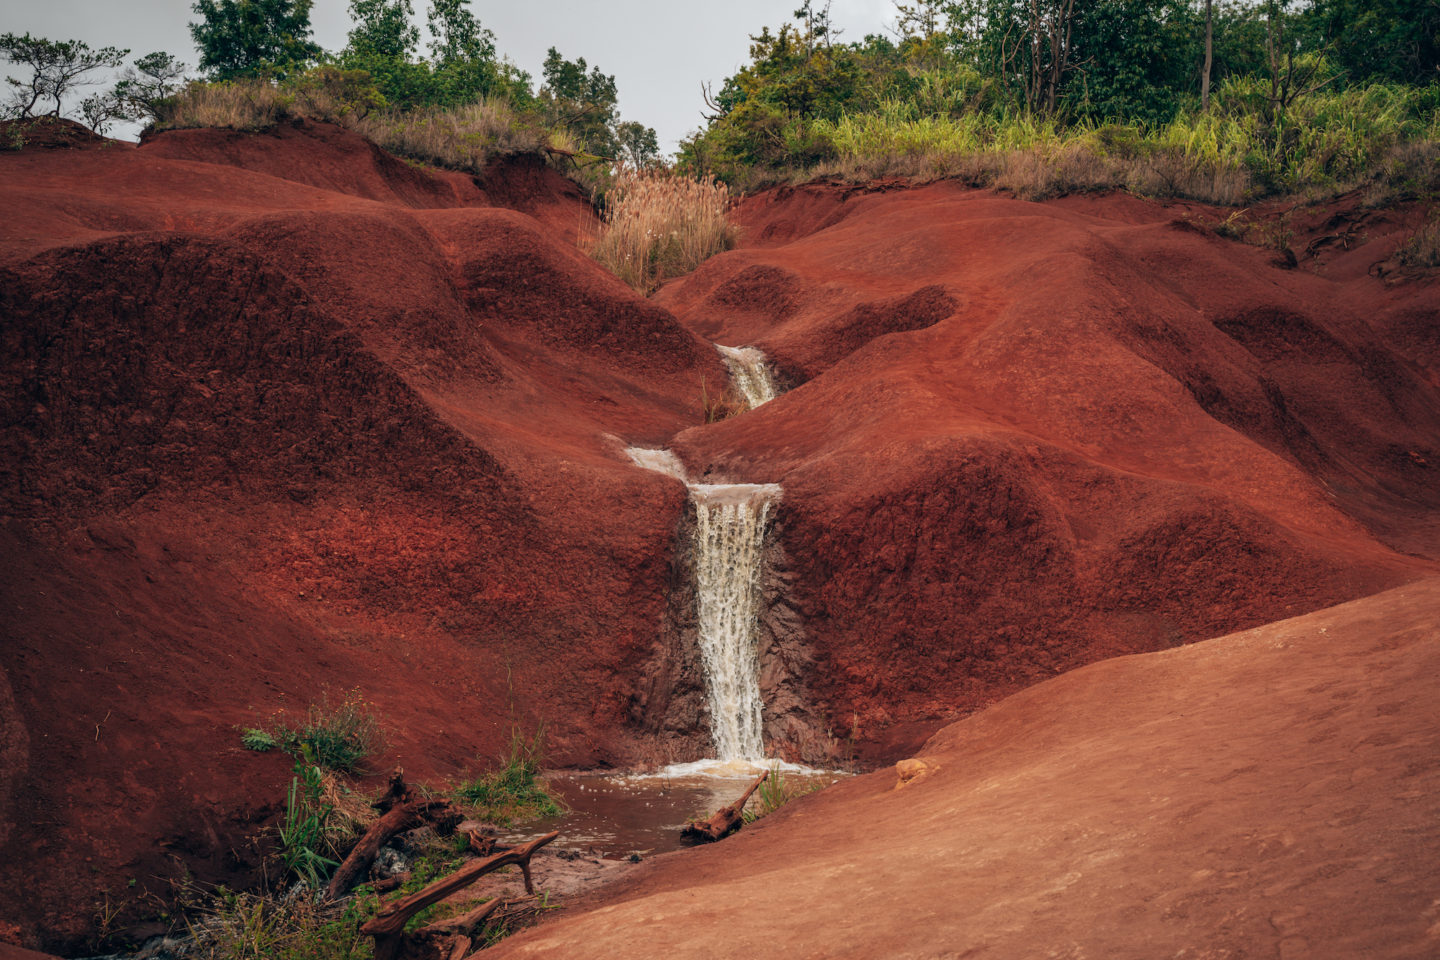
[0,121,1436,952]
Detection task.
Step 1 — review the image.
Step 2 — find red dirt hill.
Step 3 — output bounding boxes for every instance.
[1,121,1437,953]
[658,180,1439,753]
[489,579,1440,960]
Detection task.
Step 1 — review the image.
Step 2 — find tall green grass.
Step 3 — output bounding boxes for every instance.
[805,79,1439,204]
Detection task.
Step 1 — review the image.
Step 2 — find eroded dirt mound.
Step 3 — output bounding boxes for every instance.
[489,580,1440,960]
[658,181,1439,750]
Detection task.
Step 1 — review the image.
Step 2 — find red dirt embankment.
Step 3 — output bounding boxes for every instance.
[659,180,1440,754]
[490,579,1440,960]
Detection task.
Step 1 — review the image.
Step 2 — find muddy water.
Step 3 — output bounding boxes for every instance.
[502,765,847,857]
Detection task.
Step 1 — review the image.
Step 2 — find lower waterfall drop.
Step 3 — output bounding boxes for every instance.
[689,482,781,761]
[716,345,779,408]
[625,448,780,762]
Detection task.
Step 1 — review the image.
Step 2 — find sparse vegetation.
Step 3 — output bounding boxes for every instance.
[699,375,747,423]
[454,725,563,825]
[1397,209,1440,268]
[278,756,340,889]
[586,168,739,293]
[742,764,816,823]
[240,689,381,774]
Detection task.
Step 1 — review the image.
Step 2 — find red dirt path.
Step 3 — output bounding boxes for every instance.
[1,122,1437,952]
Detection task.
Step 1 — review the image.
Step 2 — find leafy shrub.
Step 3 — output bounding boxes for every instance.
[586,168,738,293]
[454,725,562,825]
[240,690,381,774]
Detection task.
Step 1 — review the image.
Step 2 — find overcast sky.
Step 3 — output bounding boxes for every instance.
[2,0,901,153]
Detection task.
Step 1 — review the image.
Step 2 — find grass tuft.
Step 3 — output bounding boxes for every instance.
[1397,209,1440,269]
[154,78,547,175]
[742,764,816,824]
[453,725,563,826]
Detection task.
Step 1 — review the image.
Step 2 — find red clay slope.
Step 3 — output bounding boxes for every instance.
[0,121,726,951]
[658,180,1440,754]
[490,578,1440,960]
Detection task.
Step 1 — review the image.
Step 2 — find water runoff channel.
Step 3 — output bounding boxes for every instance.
[506,345,842,857]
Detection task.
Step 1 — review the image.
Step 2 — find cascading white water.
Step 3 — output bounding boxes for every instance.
[716,345,779,408]
[690,482,780,761]
[625,448,779,762]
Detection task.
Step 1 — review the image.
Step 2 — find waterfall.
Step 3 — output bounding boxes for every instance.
[716,345,779,409]
[626,448,779,761]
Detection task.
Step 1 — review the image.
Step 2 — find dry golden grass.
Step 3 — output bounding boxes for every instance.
[348,100,542,173]
[699,375,748,422]
[153,79,289,131]
[586,168,739,293]
[155,79,544,174]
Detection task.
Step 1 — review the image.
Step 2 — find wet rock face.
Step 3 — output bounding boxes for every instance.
[630,502,830,766]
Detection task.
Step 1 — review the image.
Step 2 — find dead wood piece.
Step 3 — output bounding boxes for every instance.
[416,897,503,939]
[447,936,472,960]
[372,770,415,814]
[326,798,452,900]
[360,831,558,960]
[680,770,769,843]
[466,828,495,857]
[368,872,409,894]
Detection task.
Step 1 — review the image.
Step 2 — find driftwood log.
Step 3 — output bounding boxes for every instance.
[325,770,454,900]
[360,831,560,960]
[680,770,768,843]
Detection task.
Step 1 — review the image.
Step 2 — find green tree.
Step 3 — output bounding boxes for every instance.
[114,51,189,121]
[616,120,660,168]
[425,0,500,104]
[188,0,322,80]
[541,48,619,156]
[347,0,418,60]
[1067,0,1202,123]
[1305,0,1440,85]
[0,33,128,119]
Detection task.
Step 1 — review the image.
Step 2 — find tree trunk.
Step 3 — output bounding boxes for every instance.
[1202,0,1214,111]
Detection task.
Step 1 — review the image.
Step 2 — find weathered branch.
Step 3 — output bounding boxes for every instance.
[416,897,504,939]
[325,773,452,901]
[681,770,769,843]
[360,831,559,960]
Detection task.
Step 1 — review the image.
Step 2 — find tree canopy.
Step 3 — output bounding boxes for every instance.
[189,0,322,80]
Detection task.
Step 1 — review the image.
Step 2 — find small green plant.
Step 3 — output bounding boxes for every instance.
[278,754,340,889]
[239,690,381,773]
[454,724,563,826]
[240,728,278,751]
[743,764,822,824]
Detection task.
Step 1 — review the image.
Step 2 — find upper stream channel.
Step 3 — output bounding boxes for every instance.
[508,345,845,857]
